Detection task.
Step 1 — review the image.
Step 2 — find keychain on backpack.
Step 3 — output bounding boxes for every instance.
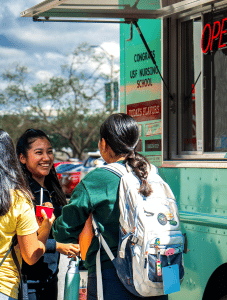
[156,259,162,277]
[154,240,162,277]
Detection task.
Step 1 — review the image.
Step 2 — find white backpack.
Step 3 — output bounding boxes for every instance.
[92,163,184,299]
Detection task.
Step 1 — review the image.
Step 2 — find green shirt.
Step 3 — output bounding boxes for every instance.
[52,163,122,274]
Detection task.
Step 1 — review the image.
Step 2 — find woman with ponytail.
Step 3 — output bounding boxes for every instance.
[53,113,167,300]
[99,113,152,198]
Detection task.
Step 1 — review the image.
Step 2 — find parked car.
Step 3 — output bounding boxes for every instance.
[53,161,63,168]
[80,151,105,180]
[54,158,81,169]
[55,162,82,197]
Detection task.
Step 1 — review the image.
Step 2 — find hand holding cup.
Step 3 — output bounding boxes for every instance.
[36,202,54,226]
[37,207,55,236]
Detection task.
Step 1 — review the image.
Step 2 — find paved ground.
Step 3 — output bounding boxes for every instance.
[58,254,70,300]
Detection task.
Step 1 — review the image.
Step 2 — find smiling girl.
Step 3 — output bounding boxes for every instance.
[16,129,79,300]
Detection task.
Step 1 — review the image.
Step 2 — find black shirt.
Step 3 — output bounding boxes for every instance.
[22,176,62,283]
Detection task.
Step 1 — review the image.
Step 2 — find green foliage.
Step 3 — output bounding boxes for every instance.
[0,43,117,159]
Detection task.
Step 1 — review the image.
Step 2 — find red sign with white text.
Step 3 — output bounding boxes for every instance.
[127,100,161,122]
[201,17,227,54]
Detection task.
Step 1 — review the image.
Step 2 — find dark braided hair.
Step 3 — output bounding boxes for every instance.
[16,129,67,207]
[0,129,33,216]
[100,113,152,197]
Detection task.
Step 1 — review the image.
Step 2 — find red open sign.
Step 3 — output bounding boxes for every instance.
[201,17,227,54]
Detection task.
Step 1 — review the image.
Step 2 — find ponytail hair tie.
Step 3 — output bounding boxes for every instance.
[127,150,135,159]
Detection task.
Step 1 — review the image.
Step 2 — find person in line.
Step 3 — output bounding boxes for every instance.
[0,129,55,300]
[16,129,80,300]
[52,113,168,300]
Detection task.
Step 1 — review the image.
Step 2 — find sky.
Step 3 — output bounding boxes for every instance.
[0,0,120,88]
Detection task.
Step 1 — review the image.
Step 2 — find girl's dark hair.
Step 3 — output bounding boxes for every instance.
[100,113,152,197]
[16,129,67,207]
[0,129,33,216]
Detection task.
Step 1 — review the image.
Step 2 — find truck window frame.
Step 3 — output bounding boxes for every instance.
[162,8,227,167]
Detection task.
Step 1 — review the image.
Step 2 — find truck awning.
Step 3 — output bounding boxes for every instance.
[20,0,162,21]
[21,0,225,23]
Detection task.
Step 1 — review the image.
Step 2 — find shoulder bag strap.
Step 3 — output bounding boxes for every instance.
[0,235,27,299]
[0,244,14,268]
[11,235,28,300]
[10,236,22,280]
[0,234,18,268]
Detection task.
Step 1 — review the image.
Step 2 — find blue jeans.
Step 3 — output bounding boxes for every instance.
[0,292,16,300]
[87,268,168,300]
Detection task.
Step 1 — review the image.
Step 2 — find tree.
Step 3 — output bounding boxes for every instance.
[0,43,119,159]
[0,114,38,144]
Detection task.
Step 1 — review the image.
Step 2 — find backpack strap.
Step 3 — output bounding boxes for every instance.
[101,162,129,178]
[92,216,115,261]
[91,215,115,300]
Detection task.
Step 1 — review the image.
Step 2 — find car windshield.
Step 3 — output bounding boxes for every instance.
[56,164,81,173]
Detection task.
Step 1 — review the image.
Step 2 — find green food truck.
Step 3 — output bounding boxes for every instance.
[21,1,227,299]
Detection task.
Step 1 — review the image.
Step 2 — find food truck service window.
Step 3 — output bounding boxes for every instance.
[165,8,227,161]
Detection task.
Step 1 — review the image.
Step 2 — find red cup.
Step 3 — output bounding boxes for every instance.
[36,205,54,219]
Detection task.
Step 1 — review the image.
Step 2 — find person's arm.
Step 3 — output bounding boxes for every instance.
[42,236,80,257]
[52,181,91,244]
[39,206,80,257]
[17,209,55,265]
